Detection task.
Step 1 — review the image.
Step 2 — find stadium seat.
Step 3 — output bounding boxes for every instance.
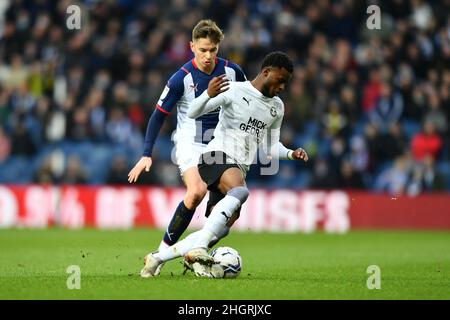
[436,161,450,189]
[401,120,421,139]
[0,156,33,183]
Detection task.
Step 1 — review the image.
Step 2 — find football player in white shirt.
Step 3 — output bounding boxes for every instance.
[140,52,308,278]
[128,21,295,277]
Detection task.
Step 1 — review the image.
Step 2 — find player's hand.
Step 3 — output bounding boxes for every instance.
[291,148,309,162]
[128,156,152,183]
[207,74,229,97]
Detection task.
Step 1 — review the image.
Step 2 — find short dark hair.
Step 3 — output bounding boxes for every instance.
[261,51,294,73]
[192,19,224,44]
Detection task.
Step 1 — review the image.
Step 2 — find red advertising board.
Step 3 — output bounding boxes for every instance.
[0,185,449,231]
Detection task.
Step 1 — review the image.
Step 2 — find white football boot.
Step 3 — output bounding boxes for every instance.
[192,262,213,278]
[140,252,163,278]
[183,261,224,278]
[154,261,164,276]
[183,248,224,278]
[209,263,225,278]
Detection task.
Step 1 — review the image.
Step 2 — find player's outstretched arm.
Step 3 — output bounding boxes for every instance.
[276,142,294,160]
[264,110,309,163]
[128,156,153,183]
[129,72,183,183]
[269,142,309,162]
[187,75,230,118]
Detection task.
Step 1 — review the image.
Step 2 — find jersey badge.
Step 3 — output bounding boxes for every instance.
[270,107,277,117]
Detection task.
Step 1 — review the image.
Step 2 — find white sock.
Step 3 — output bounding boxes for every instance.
[215,225,230,239]
[193,195,241,249]
[208,226,230,248]
[157,240,169,252]
[154,231,202,262]
[154,225,232,262]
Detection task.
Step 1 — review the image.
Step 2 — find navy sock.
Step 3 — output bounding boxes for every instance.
[163,201,195,246]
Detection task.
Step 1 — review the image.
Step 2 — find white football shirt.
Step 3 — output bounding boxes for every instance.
[188,81,285,171]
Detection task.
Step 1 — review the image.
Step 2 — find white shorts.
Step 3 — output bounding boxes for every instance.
[174,138,207,175]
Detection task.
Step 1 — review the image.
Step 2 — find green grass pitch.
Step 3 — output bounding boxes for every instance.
[0,229,449,299]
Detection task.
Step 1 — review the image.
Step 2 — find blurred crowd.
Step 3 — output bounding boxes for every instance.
[0,0,449,195]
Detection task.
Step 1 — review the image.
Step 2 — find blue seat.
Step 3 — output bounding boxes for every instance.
[292,171,311,189]
[352,119,368,136]
[371,160,393,189]
[0,156,33,183]
[436,161,450,189]
[305,122,319,137]
[402,120,421,140]
[153,136,174,161]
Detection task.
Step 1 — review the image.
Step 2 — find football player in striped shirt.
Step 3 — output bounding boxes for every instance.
[128,20,245,275]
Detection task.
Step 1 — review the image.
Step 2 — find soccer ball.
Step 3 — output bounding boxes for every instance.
[210,246,242,278]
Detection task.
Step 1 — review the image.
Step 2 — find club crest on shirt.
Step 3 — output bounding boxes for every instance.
[270,107,277,117]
